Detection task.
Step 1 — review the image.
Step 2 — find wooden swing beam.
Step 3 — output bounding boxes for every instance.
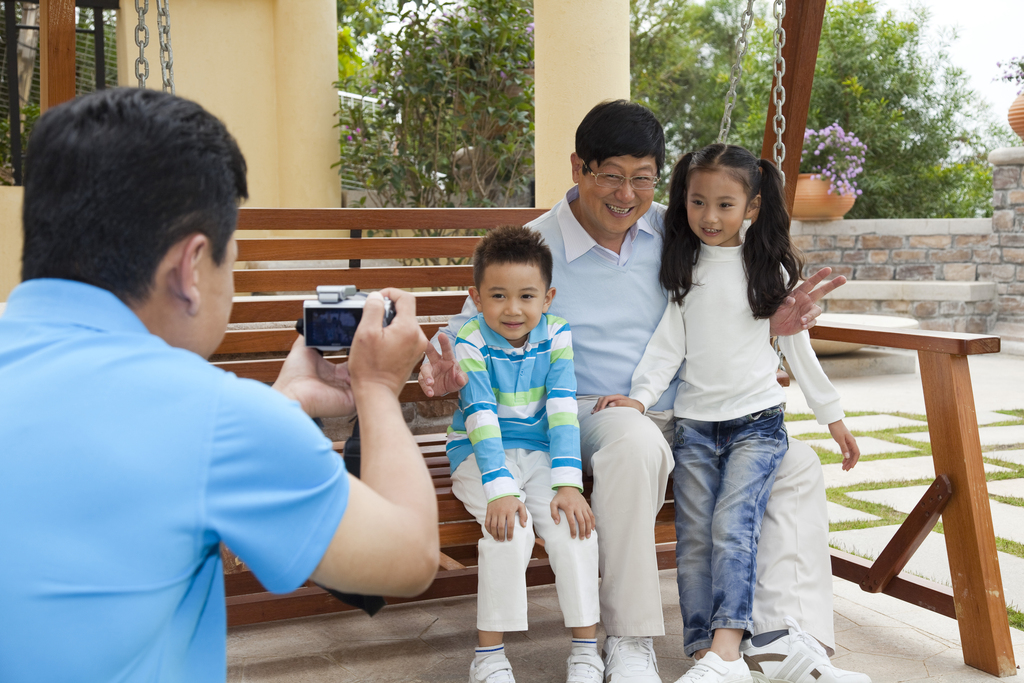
[36,0,1016,676]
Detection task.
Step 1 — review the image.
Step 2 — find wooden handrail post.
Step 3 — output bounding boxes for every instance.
[39,0,77,112]
[918,350,1015,677]
[759,0,827,215]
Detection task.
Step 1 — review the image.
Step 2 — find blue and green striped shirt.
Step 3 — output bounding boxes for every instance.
[446,313,582,502]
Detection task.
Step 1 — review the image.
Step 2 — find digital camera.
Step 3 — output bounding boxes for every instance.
[298,285,394,352]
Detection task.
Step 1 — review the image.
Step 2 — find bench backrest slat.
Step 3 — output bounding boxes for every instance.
[237,237,481,262]
[236,207,547,232]
[233,265,474,293]
[229,291,468,324]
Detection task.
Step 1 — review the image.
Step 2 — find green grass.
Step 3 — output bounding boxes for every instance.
[813,409,1024,630]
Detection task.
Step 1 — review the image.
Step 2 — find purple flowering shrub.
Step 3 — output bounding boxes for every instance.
[800,124,867,197]
[996,56,1024,96]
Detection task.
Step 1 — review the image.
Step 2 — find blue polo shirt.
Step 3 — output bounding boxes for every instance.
[0,279,349,683]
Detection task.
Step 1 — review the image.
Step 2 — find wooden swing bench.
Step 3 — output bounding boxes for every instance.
[216,206,1015,677]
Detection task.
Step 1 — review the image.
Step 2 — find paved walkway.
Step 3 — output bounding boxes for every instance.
[228,351,1024,682]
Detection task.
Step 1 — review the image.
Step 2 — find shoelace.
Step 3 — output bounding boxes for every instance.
[614,637,656,672]
[680,660,714,681]
[567,661,603,683]
[783,616,829,660]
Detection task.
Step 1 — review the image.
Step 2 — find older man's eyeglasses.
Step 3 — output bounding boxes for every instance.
[582,162,659,191]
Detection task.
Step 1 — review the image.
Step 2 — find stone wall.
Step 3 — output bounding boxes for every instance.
[791,218,994,283]
[990,147,1024,329]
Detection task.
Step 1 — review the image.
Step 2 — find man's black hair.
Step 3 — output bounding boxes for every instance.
[472,225,553,290]
[575,99,666,176]
[21,88,248,305]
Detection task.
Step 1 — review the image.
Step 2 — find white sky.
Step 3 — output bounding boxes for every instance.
[876,0,1022,117]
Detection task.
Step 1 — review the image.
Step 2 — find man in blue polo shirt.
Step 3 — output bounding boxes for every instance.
[0,89,439,683]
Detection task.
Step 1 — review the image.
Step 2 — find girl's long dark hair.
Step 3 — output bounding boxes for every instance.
[659,143,802,319]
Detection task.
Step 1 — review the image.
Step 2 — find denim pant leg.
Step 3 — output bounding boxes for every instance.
[673,419,721,655]
[674,410,788,655]
[709,410,787,635]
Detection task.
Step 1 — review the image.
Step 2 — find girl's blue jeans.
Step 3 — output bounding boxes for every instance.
[672,406,788,655]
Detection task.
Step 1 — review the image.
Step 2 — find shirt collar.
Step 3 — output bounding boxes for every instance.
[476,313,550,352]
[558,186,656,264]
[2,279,152,337]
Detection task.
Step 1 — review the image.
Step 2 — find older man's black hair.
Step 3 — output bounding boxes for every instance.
[21,88,248,305]
[574,99,666,177]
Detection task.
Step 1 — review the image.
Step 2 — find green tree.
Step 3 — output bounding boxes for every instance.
[337,1,386,81]
[631,0,1013,218]
[338,0,534,208]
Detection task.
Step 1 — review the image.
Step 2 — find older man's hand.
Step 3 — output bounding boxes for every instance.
[769,267,846,337]
[418,333,468,398]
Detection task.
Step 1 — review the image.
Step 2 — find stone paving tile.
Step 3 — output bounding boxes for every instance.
[802,436,921,456]
[976,410,1022,426]
[828,501,881,523]
[986,478,1024,498]
[787,414,927,436]
[847,484,1024,545]
[821,455,1009,489]
[988,449,1024,466]
[903,424,1024,448]
[829,526,1024,610]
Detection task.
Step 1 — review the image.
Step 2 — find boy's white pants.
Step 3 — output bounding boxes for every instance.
[451,448,600,633]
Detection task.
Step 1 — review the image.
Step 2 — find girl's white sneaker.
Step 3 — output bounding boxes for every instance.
[673,651,752,683]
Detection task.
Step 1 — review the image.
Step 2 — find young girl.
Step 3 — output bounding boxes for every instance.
[596,144,859,683]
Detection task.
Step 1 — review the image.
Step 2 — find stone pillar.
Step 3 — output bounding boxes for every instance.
[989,147,1024,335]
[534,0,630,209]
[115,0,340,209]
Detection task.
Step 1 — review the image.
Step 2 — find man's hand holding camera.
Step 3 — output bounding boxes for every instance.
[274,289,427,418]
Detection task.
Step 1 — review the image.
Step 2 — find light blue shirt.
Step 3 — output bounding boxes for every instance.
[0,279,349,683]
[446,313,581,501]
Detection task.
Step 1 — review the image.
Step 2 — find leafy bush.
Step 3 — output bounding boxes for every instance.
[338,0,534,208]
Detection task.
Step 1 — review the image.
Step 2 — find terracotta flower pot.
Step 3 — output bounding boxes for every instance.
[791,173,856,221]
[1009,93,1024,141]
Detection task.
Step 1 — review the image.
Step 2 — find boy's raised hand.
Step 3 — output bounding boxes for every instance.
[551,486,595,539]
[829,420,861,471]
[485,495,528,541]
[592,394,644,414]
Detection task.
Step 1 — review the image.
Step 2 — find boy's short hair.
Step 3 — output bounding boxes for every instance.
[472,225,553,289]
[575,99,666,176]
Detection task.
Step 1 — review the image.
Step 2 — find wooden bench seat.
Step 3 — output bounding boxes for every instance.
[218,206,1014,677]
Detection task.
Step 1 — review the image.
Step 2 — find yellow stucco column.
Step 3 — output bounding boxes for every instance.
[0,187,24,301]
[115,0,340,208]
[533,0,630,209]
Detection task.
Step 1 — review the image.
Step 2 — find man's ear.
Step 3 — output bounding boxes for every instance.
[469,286,482,310]
[542,286,556,313]
[168,234,210,317]
[570,153,583,184]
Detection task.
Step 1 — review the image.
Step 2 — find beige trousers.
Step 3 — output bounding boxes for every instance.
[451,449,601,633]
[575,396,835,652]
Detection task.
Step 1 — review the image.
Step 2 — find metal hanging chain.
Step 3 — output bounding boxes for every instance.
[717,0,758,144]
[135,0,150,88]
[771,0,787,184]
[156,0,176,94]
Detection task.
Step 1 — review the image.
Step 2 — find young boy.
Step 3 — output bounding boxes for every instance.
[446,225,603,683]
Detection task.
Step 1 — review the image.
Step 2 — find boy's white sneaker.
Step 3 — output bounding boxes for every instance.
[603,636,662,682]
[469,653,516,683]
[567,648,606,683]
[743,618,871,683]
[672,652,751,683]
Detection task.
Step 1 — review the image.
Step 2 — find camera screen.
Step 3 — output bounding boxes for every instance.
[305,307,362,348]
